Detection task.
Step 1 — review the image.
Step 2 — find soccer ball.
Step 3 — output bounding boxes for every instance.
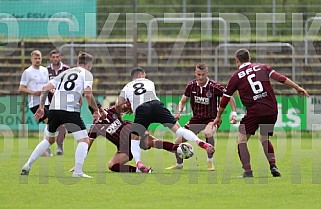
[177,142,194,159]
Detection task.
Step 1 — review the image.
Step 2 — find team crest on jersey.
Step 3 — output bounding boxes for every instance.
[206,91,212,98]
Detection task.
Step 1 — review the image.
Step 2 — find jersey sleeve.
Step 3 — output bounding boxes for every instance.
[19,70,28,86]
[214,83,225,97]
[50,72,64,88]
[224,73,239,97]
[183,82,192,98]
[119,84,129,99]
[84,70,93,90]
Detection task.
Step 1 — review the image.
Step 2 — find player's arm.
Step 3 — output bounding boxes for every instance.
[34,82,54,120]
[84,86,100,121]
[270,71,309,97]
[175,95,188,119]
[19,84,41,96]
[213,94,231,127]
[115,96,126,116]
[229,96,237,124]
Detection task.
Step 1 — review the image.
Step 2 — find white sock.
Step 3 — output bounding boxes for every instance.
[74,142,88,174]
[207,157,213,162]
[43,124,48,137]
[131,140,141,164]
[176,127,199,143]
[25,139,50,168]
[176,163,183,167]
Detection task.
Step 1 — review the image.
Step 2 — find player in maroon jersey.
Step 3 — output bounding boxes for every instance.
[74,100,179,173]
[46,49,70,156]
[213,48,309,177]
[166,63,237,171]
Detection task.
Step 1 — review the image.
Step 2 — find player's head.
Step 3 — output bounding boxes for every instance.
[194,63,209,84]
[77,51,93,70]
[88,100,102,114]
[30,50,42,68]
[49,49,62,66]
[130,67,146,79]
[235,48,251,67]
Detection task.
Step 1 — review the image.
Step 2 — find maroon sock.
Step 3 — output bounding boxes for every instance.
[262,140,276,167]
[154,140,182,164]
[206,137,215,158]
[154,140,179,153]
[238,143,251,172]
[110,163,136,173]
[56,126,66,148]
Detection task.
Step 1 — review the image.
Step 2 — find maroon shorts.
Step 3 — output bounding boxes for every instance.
[239,114,277,136]
[184,117,215,134]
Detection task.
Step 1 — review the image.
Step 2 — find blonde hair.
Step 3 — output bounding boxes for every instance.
[31,50,42,57]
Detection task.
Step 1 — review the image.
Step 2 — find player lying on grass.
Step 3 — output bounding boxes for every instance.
[71,100,180,173]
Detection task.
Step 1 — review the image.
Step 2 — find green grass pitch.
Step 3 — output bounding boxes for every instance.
[1,131,321,209]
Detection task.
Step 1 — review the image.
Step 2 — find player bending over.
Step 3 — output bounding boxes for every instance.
[72,101,180,173]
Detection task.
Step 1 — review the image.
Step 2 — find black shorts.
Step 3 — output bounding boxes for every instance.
[133,100,176,136]
[48,110,86,133]
[30,105,50,123]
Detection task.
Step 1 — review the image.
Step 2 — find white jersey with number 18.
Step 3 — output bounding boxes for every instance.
[49,67,93,112]
[120,78,159,113]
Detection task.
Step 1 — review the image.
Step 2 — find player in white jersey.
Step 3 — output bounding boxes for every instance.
[21,52,100,178]
[115,67,215,172]
[19,50,53,157]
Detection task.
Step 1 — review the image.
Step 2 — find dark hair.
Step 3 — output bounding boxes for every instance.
[49,49,61,56]
[235,48,250,63]
[195,63,208,71]
[88,100,102,114]
[78,51,93,65]
[130,67,145,78]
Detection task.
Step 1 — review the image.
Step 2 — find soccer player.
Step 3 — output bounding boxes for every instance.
[47,49,70,155]
[115,67,215,171]
[20,52,100,178]
[213,48,309,177]
[166,63,237,171]
[19,50,52,157]
[72,101,180,173]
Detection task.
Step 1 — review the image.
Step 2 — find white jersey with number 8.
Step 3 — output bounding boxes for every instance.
[49,67,93,112]
[120,78,159,113]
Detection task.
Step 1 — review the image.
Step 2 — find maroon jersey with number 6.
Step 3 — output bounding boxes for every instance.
[224,62,278,116]
[184,79,225,119]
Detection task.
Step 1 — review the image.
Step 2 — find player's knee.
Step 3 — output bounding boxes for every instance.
[78,137,90,144]
[139,134,151,150]
[47,137,55,145]
[204,132,213,139]
[109,163,120,172]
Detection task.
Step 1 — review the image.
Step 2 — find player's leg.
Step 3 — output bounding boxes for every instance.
[66,112,92,178]
[165,135,185,169]
[171,122,214,154]
[237,132,252,177]
[21,108,58,175]
[132,107,153,172]
[20,132,56,175]
[72,135,92,178]
[31,105,52,157]
[130,134,152,173]
[238,115,257,177]
[56,125,66,155]
[258,115,281,177]
[204,122,217,171]
[108,152,136,172]
[153,102,214,154]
